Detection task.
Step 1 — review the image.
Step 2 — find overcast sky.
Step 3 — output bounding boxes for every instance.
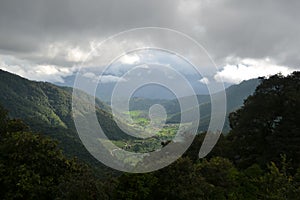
[0,0,299,84]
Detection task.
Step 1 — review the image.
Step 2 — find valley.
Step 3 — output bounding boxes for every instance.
[1,69,300,199]
[0,69,260,165]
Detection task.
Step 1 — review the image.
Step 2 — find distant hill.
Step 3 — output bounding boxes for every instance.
[55,74,232,101]
[0,69,130,169]
[129,78,261,133]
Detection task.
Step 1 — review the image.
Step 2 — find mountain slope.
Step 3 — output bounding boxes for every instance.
[129,78,261,133]
[0,68,262,165]
[167,78,261,133]
[0,69,129,168]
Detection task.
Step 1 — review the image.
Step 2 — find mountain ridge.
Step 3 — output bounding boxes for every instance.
[0,69,128,169]
[0,69,261,166]
[127,78,261,133]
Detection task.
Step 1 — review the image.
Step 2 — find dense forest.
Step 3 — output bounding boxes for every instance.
[0,71,300,199]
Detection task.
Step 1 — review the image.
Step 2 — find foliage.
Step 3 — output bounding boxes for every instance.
[0,69,130,173]
[226,72,300,169]
[1,70,300,199]
[0,106,108,199]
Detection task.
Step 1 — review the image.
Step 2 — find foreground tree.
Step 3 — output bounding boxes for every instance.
[0,106,106,200]
[227,72,300,169]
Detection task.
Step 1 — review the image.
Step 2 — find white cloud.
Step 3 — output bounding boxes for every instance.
[82,72,126,83]
[199,77,210,84]
[214,58,296,84]
[0,55,74,83]
[119,54,140,65]
[46,42,90,63]
[82,72,125,83]
[82,72,97,79]
[66,47,89,62]
[100,75,126,83]
[0,0,300,80]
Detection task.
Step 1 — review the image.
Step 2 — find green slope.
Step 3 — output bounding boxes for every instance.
[0,69,129,169]
[167,78,261,133]
[128,79,261,133]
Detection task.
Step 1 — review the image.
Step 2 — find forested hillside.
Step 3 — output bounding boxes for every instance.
[129,78,261,133]
[0,69,129,168]
[1,70,300,199]
[0,69,260,157]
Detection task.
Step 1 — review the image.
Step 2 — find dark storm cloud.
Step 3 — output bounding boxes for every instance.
[197,0,300,67]
[0,0,178,55]
[0,0,299,82]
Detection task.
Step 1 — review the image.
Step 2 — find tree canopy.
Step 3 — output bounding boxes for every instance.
[0,105,106,200]
[1,72,300,199]
[226,72,300,169]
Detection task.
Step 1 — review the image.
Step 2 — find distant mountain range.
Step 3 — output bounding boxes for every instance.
[171,78,261,133]
[0,69,261,164]
[55,74,232,101]
[128,78,261,133]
